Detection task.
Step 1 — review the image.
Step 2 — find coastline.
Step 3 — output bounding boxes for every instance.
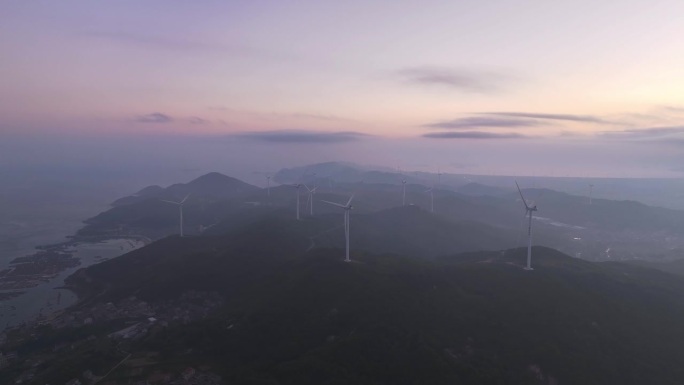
[0,235,149,332]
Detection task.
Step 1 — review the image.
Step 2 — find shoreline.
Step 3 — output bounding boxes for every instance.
[0,235,150,332]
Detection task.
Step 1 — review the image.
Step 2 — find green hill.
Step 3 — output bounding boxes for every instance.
[22,218,683,384]
[76,173,261,239]
[312,205,515,257]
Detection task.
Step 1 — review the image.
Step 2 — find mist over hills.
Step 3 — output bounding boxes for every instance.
[6,162,684,383]
[276,163,684,211]
[110,172,259,207]
[76,162,684,262]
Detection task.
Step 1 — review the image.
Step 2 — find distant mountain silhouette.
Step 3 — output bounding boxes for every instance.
[110,172,259,207]
[76,169,684,262]
[78,172,260,239]
[457,182,510,196]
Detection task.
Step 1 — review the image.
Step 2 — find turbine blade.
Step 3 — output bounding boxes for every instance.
[304,184,311,192]
[515,181,530,210]
[180,193,191,204]
[321,200,347,208]
[346,194,355,206]
[161,200,180,205]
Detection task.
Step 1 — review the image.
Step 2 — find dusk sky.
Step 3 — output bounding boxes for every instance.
[2,1,684,179]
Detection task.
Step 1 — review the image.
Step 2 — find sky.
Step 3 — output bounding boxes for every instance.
[2,0,684,180]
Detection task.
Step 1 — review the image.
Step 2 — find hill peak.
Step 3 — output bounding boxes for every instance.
[189,172,233,184]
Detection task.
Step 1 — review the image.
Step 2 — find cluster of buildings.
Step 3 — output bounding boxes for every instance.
[0,248,80,291]
[36,291,224,332]
[2,291,225,384]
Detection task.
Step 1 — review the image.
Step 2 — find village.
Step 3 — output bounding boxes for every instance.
[0,247,80,291]
[0,291,226,384]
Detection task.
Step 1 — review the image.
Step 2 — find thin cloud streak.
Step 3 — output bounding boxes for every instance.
[290,113,355,123]
[235,130,369,144]
[423,131,528,139]
[80,30,333,69]
[188,117,209,125]
[600,126,684,139]
[80,30,256,56]
[423,117,540,130]
[483,112,611,124]
[134,113,173,124]
[397,67,513,93]
[207,107,356,123]
[660,106,684,114]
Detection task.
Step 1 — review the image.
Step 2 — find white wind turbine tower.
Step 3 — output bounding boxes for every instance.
[322,195,354,262]
[437,168,443,186]
[402,179,407,206]
[305,184,318,215]
[161,194,191,237]
[516,182,537,270]
[291,184,303,220]
[425,186,434,212]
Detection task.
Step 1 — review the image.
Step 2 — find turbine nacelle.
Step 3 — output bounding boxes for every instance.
[161,193,191,206]
[304,184,318,194]
[161,193,191,237]
[321,194,355,262]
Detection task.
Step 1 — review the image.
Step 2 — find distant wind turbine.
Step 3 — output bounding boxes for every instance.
[437,168,443,186]
[291,184,303,220]
[322,195,354,262]
[516,182,537,270]
[425,186,434,212]
[161,194,191,237]
[304,184,318,215]
[402,179,407,206]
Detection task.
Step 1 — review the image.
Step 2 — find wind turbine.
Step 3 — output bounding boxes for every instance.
[516,182,537,270]
[291,184,303,220]
[402,179,407,206]
[425,186,434,212]
[304,184,318,215]
[322,195,354,262]
[437,168,443,186]
[161,194,191,237]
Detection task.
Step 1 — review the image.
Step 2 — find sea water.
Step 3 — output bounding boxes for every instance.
[0,238,145,331]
